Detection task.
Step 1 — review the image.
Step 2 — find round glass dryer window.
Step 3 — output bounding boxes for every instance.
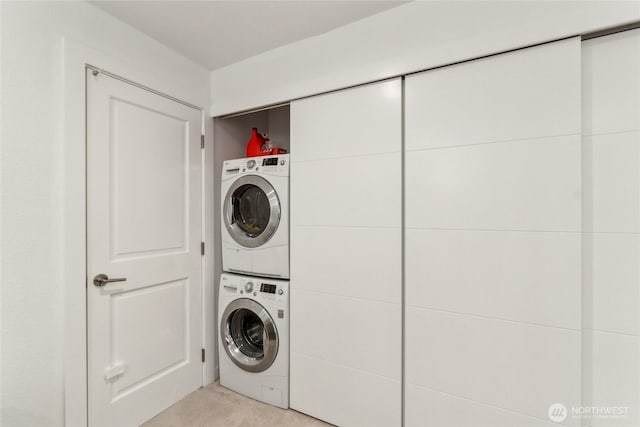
[224,175,280,248]
[232,185,270,237]
[221,298,279,373]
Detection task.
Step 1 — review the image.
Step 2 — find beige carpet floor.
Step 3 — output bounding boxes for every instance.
[142,381,331,427]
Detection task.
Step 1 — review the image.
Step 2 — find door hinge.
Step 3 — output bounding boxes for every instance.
[201,135,205,149]
[201,241,205,255]
[201,348,205,363]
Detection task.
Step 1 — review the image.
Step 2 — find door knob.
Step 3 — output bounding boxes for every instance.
[93,274,127,287]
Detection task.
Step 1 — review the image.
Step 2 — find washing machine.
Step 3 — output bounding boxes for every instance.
[221,154,289,279]
[218,273,289,408]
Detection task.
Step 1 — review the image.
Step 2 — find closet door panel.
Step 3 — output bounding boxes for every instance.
[583,131,640,233]
[290,79,402,426]
[291,289,400,380]
[405,134,581,232]
[405,38,580,150]
[584,233,640,336]
[290,152,400,228]
[583,331,640,427]
[406,385,558,427]
[406,308,581,423]
[291,226,401,303]
[290,79,401,161]
[405,37,582,425]
[406,228,581,330]
[582,29,640,427]
[291,353,401,427]
[582,30,640,135]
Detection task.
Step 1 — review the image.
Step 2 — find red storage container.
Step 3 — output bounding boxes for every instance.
[246,128,266,157]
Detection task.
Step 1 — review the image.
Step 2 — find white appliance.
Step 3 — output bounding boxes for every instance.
[218,273,289,408]
[221,155,289,279]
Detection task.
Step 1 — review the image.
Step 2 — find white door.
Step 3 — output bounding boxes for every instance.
[289,79,402,426]
[87,69,203,427]
[404,38,581,425]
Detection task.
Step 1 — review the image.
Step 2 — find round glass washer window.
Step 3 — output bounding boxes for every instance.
[229,308,265,360]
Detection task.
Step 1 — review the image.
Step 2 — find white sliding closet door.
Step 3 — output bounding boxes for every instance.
[582,29,640,427]
[290,79,402,426]
[405,38,582,426]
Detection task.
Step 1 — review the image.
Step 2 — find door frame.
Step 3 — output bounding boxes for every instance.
[62,37,216,427]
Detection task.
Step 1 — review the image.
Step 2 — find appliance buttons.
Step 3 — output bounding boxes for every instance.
[247,160,256,169]
[244,282,254,293]
[280,160,285,165]
[278,289,284,295]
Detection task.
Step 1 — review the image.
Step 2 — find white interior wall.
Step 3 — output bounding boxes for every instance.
[210,1,640,116]
[0,2,210,426]
[582,29,640,427]
[267,106,290,151]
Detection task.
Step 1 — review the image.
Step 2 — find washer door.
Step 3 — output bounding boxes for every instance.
[223,175,281,248]
[220,298,279,373]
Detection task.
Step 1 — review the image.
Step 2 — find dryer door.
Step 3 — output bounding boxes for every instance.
[223,175,281,248]
[220,298,279,373]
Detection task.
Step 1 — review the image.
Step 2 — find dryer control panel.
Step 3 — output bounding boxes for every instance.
[222,154,289,178]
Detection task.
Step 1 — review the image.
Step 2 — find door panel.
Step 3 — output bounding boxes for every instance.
[582,28,640,427]
[289,79,402,426]
[87,69,202,427]
[111,98,188,257]
[405,38,582,426]
[111,280,188,393]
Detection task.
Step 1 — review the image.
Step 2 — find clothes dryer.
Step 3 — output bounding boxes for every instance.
[221,155,289,278]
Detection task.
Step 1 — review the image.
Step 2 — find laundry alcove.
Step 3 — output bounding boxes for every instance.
[212,105,291,376]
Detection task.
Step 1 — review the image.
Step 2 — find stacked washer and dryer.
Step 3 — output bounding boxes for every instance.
[218,154,290,409]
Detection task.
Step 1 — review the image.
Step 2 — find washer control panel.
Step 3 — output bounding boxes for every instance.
[260,283,277,294]
[220,274,288,303]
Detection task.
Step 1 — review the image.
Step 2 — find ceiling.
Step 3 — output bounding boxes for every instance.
[91,1,408,71]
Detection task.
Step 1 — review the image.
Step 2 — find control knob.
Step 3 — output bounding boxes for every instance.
[244,282,254,293]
